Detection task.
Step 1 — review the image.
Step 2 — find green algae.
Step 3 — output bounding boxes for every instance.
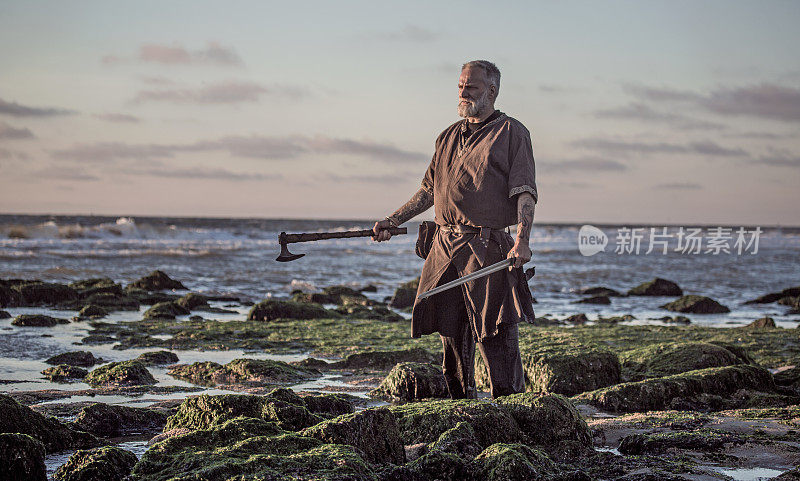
[84,360,157,387]
[371,361,448,402]
[0,394,100,452]
[41,364,88,381]
[619,341,744,381]
[618,429,744,454]
[72,403,169,437]
[142,301,190,320]
[0,433,47,481]
[53,446,138,481]
[248,299,335,321]
[168,358,318,386]
[475,443,558,481]
[496,393,592,454]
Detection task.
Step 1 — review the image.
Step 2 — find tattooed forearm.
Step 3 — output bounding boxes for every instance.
[516,192,535,243]
[388,188,434,226]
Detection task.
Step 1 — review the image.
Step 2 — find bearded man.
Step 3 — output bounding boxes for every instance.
[373,60,537,399]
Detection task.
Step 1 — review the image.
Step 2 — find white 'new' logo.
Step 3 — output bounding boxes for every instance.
[578,225,607,256]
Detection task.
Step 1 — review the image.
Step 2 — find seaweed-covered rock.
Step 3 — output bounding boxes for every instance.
[0,393,100,452]
[168,358,318,386]
[578,286,622,297]
[69,278,123,298]
[0,283,24,307]
[133,416,374,481]
[248,299,333,321]
[12,281,78,305]
[390,278,419,309]
[46,351,102,367]
[619,342,744,381]
[136,350,179,366]
[301,407,405,464]
[495,393,592,453]
[52,446,138,481]
[84,360,157,387]
[12,314,70,327]
[122,287,176,306]
[774,467,800,481]
[745,316,777,328]
[79,292,140,311]
[660,295,730,314]
[627,278,682,296]
[618,430,743,455]
[389,399,523,449]
[407,449,474,480]
[574,295,611,305]
[292,292,339,304]
[175,292,210,310]
[142,301,190,320]
[574,365,775,413]
[0,433,46,481]
[372,362,448,401]
[42,364,88,382]
[475,443,558,481]
[72,403,169,437]
[127,270,186,291]
[0,309,11,319]
[778,296,800,309]
[773,366,800,389]
[744,286,800,304]
[564,313,589,324]
[428,420,483,458]
[76,304,108,319]
[478,345,620,396]
[334,348,439,370]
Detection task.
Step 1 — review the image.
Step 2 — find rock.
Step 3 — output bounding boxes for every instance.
[132,416,373,481]
[532,317,564,326]
[175,292,210,310]
[578,286,622,297]
[52,446,138,481]
[0,433,47,481]
[247,299,333,321]
[127,270,187,291]
[407,449,474,480]
[84,360,157,387]
[564,313,589,324]
[372,362,448,401]
[596,314,636,324]
[0,393,100,452]
[12,281,78,305]
[78,292,140,311]
[76,304,108,319]
[390,278,419,309]
[574,364,775,413]
[188,314,203,321]
[478,345,620,397]
[167,358,318,386]
[123,287,177,305]
[628,278,682,296]
[0,309,10,319]
[495,393,592,453]
[136,350,179,366]
[618,430,743,454]
[657,315,691,324]
[778,296,800,309]
[773,467,800,480]
[12,314,70,327]
[360,284,378,292]
[619,342,745,381]
[659,295,730,313]
[46,351,102,367]
[0,282,24,307]
[428,420,483,458]
[475,443,558,481]
[72,403,169,437]
[301,407,405,464]
[292,292,339,304]
[142,301,190,320]
[744,286,800,304]
[333,348,439,371]
[574,295,610,304]
[69,278,123,298]
[773,366,800,388]
[746,316,777,328]
[42,364,88,381]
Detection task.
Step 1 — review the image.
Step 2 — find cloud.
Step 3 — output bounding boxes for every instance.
[654,182,702,190]
[0,98,76,117]
[0,121,35,139]
[34,166,100,181]
[318,171,417,184]
[0,148,31,160]
[51,135,427,164]
[570,138,748,158]
[362,25,440,43]
[104,42,243,66]
[752,149,800,168]
[625,83,800,122]
[124,166,282,181]
[593,102,725,130]
[132,81,307,104]
[723,131,798,140]
[539,157,629,172]
[94,113,141,123]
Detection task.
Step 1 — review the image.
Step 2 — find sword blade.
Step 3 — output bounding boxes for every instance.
[416,258,514,300]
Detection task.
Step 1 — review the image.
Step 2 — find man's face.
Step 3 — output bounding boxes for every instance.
[457,66,494,119]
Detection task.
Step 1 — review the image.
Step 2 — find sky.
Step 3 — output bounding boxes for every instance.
[1,1,799,225]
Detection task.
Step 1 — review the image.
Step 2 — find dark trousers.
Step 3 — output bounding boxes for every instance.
[434,265,525,399]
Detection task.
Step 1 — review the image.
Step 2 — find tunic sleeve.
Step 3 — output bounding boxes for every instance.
[507,127,538,204]
[421,152,435,194]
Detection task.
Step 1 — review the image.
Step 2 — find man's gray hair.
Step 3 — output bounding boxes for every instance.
[462,60,501,92]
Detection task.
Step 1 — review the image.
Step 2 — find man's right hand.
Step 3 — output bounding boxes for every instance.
[372,219,393,242]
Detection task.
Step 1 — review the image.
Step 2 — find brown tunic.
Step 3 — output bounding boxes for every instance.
[412,111,538,341]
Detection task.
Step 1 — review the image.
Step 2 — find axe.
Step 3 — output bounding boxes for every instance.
[276,227,408,262]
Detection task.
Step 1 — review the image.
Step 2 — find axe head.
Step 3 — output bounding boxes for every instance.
[276,241,305,262]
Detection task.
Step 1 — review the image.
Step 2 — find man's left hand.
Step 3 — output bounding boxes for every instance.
[507,241,532,269]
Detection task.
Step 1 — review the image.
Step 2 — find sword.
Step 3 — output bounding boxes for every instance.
[416,258,535,300]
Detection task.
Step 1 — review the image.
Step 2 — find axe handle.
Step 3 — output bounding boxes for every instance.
[280,227,407,244]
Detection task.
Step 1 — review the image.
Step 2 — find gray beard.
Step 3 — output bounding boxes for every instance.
[457,91,491,119]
